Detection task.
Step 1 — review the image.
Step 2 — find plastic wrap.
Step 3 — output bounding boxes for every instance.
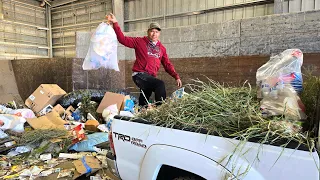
[256,49,306,120]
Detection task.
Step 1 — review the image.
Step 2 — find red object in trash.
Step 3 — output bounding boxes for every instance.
[72,124,86,144]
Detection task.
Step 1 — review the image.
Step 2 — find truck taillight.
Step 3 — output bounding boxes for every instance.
[109,130,116,155]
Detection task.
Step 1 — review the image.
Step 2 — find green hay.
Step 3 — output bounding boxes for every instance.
[136,78,315,178]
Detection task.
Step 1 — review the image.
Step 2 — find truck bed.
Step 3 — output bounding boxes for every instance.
[113,115,313,151]
[112,116,320,180]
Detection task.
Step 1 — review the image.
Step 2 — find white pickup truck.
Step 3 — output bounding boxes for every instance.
[106,116,319,180]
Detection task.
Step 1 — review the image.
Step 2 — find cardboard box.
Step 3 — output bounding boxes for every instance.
[25,84,66,113]
[52,104,65,116]
[85,120,100,132]
[96,92,126,113]
[26,111,67,130]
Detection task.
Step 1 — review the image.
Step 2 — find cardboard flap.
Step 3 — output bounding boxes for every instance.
[53,104,65,115]
[96,92,125,113]
[26,111,67,130]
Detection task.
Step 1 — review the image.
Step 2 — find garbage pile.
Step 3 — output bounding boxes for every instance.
[0,84,135,179]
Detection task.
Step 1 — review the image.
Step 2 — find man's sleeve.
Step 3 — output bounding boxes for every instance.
[113,22,137,48]
[161,47,180,80]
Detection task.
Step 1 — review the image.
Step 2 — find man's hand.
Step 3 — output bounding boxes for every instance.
[176,79,182,88]
[106,13,117,23]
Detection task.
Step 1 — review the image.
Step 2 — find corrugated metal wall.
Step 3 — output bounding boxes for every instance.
[124,0,320,32]
[0,0,49,60]
[124,0,275,32]
[284,0,320,12]
[51,0,112,57]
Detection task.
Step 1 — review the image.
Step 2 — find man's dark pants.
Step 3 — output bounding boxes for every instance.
[132,73,166,106]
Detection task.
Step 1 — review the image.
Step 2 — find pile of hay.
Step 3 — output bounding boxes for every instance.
[137,79,311,147]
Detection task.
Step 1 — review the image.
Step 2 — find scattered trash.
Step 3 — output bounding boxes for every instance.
[72,124,87,144]
[73,156,102,176]
[7,146,32,157]
[57,168,74,178]
[20,166,43,177]
[90,174,103,180]
[87,113,97,120]
[40,153,52,161]
[70,132,108,152]
[39,169,55,177]
[0,129,8,139]
[0,85,138,180]
[0,114,26,132]
[59,153,83,160]
[3,173,19,179]
[95,155,108,168]
[97,124,109,132]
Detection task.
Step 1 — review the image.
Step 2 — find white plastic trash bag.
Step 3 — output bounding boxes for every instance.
[256,49,306,120]
[0,105,36,119]
[0,114,26,133]
[83,22,119,71]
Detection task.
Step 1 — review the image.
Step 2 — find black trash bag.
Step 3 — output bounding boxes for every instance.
[56,89,132,108]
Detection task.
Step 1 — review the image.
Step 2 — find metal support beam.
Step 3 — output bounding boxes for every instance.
[51,20,105,30]
[274,0,284,14]
[51,0,78,8]
[112,0,124,29]
[46,4,53,57]
[0,0,3,20]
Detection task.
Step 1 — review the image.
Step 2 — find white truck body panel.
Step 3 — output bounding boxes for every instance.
[112,119,319,180]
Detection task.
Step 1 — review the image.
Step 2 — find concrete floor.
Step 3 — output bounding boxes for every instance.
[38,161,119,180]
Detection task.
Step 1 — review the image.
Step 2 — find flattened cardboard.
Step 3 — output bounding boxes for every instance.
[96,92,125,113]
[25,84,66,113]
[73,156,101,175]
[26,111,67,130]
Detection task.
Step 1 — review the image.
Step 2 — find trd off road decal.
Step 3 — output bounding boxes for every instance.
[113,132,147,149]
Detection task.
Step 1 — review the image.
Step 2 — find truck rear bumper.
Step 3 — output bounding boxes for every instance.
[106,152,120,178]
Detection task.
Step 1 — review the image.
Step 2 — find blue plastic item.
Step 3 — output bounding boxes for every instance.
[69,132,108,152]
[124,99,134,113]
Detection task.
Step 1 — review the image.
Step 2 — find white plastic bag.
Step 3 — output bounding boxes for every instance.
[0,114,26,132]
[0,105,36,119]
[82,22,119,71]
[256,49,306,120]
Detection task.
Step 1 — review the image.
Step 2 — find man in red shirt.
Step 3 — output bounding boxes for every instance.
[107,13,182,107]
